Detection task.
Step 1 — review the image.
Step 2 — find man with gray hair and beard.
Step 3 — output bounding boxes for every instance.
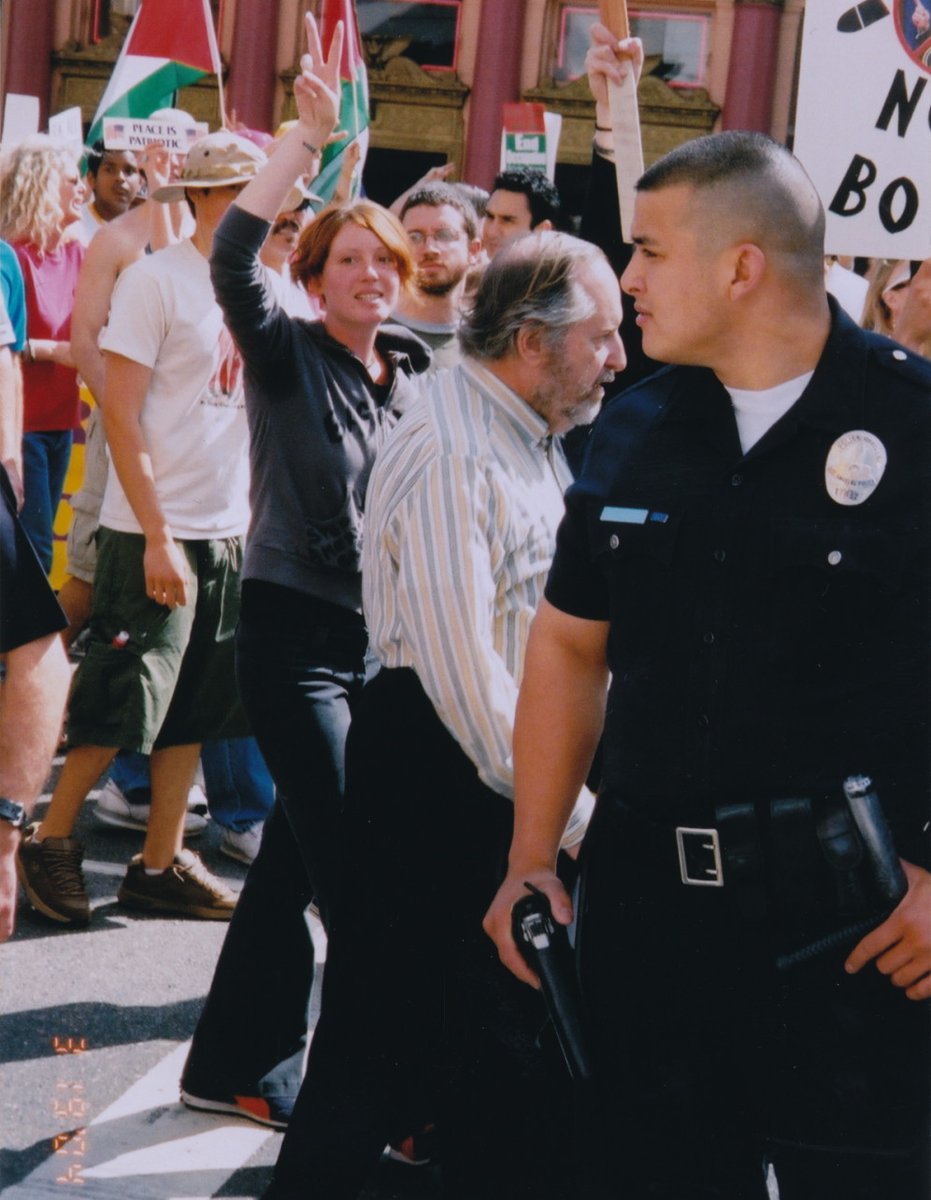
[260,231,626,1200]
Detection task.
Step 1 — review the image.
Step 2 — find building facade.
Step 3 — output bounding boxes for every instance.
[2,0,804,215]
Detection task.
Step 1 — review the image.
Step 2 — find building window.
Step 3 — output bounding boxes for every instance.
[357,1,462,72]
[93,0,224,41]
[555,5,710,89]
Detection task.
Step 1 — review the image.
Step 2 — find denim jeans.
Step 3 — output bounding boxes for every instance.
[200,738,275,831]
[108,751,150,796]
[109,739,274,831]
[182,582,370,1103]
[20,429,72,574]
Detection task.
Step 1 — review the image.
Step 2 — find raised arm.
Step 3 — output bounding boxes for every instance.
[234,13,342,222]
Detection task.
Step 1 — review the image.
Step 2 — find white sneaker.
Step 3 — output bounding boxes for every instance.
[218,822,264,865]
[94,778,209,836]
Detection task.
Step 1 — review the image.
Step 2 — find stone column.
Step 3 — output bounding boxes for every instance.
[462,0,527,189]
[4,0,57,129]
[720,0,784,134]
[226,0,280,134]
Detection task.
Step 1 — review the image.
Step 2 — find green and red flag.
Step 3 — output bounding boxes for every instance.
[86,0,224,149]
[314,0,370,202]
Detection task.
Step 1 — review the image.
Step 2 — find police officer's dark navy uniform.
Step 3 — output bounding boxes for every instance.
[545,299,931,1199]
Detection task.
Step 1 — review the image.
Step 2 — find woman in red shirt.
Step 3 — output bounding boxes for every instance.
[0,136,86,573]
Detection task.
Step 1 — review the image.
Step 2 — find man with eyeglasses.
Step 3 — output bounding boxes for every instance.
[393,183,482,372]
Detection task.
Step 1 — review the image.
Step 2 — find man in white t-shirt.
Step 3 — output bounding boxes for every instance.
[17,133,266,927]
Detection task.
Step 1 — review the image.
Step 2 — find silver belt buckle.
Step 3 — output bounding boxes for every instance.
[676,826,724,887]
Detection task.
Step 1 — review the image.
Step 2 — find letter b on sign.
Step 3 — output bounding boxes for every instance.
[829,153,919,233]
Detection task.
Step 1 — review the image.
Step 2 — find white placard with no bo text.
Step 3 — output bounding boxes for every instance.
[794,0,931,259]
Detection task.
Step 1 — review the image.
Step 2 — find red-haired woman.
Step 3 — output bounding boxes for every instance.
[181,14,429,1138]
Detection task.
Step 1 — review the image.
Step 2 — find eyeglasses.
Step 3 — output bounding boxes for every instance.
[272,218,302,236]
[407,228,463,246]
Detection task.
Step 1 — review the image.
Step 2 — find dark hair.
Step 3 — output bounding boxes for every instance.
[459,231,606,361]
[290,200,415,289]
[399,183,478,240]
[85,139,138,180]
[452,181,489,219]
[491,167,561,229]
[85,139,107,177]
[637,131,826,284]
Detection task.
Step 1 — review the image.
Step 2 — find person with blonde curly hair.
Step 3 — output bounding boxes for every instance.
[0,135,86,572]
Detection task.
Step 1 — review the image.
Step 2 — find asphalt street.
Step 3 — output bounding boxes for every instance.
[1,756,441,1200]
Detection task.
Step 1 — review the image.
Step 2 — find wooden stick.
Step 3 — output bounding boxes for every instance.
[597,0,643,243]
[598,0,631,40]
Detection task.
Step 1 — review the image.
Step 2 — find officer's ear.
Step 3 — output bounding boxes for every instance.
[728,243,766,300]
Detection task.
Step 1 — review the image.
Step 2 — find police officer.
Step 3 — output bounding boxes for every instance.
[485,129,931,1199]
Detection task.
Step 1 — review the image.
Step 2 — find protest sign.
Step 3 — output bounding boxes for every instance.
[501,103,548,174]
[598,0,642,244]
[794,0,931,258]
[0,94,40,153]
[48,107,83,148]
[103,115,208,152]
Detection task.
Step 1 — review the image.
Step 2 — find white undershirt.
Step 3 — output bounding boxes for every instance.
[726,371,814,455]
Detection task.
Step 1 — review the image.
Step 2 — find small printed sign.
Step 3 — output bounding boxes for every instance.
[103,115,208,152]
[48,106,83,147]
[499,103,561,181]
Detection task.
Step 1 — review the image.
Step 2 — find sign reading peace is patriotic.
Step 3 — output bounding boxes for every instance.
[794,0,931,258]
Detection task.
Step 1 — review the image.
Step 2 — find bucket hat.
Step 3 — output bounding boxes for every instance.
[150,131,267,202]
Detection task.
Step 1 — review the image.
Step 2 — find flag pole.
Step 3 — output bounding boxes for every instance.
[215,68,228,131]
[201,0,228,129]
[597,0,643,243]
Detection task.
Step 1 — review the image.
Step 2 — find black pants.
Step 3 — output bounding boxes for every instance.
[264,668,575,1199]
[577,799,931,1199]
[183,584,369,1106]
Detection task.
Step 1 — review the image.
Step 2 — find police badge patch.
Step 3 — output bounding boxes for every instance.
[825,430,888,505]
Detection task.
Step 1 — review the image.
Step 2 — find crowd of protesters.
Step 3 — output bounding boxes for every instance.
[1,13,930,1200]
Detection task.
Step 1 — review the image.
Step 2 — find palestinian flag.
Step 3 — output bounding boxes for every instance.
[87,0,223,148]
[313,0,370,203]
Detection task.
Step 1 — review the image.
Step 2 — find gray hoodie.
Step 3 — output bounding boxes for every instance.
[211,205,430,613]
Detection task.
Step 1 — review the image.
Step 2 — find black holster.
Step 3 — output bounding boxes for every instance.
[716,777,907,970]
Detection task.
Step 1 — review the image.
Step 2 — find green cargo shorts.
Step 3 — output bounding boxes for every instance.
[67,528,251,752]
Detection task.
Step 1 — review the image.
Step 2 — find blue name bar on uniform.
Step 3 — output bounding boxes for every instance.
[600,506,648,524]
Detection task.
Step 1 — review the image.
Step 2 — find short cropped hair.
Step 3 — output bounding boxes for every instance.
[491,167,561,229]
[399,183,478,240]
[459,231,607,361]
[638,131,826,285]
[290,200,415,290]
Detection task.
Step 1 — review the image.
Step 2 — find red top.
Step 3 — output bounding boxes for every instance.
[15,239,85,432]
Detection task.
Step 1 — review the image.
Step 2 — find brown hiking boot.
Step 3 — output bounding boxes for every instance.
[16,823,91,926]
[117,849,237,920]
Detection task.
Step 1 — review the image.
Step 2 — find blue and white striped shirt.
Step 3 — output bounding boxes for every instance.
[363,359,594,847]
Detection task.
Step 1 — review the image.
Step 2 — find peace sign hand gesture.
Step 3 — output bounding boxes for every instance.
[294,12,344,147]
